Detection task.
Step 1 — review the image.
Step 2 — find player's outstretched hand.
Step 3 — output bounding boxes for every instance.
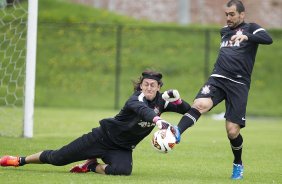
[155,119,171,130]
[162,89,182,105]
[153,116,171,130]
[170,126,181,144]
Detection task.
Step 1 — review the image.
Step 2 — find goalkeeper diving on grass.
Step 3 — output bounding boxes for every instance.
[0,70,190,175]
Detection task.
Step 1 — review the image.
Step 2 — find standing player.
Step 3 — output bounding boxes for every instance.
[0,70,186,175]
[176,0,273,180]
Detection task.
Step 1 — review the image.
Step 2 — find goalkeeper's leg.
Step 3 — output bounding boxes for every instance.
[101,149,132,175]
[1,127,106,167]
[0,138,88,167]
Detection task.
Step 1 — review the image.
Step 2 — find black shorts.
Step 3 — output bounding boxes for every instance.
[195,77,249,127]
[40,127,133,175]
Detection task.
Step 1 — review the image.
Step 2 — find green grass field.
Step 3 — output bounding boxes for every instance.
[1,1,281,183]
[0,108,281,184]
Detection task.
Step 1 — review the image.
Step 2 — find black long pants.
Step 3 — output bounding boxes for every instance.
[39,127,133,175]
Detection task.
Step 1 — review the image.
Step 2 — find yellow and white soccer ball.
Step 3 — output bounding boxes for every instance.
[151,127,176,153]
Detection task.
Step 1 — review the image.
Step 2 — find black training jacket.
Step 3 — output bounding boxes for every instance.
[211,22,273,86]
[100,91,190,150]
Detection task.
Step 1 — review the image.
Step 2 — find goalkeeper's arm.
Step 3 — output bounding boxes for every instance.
[162,89,182,105]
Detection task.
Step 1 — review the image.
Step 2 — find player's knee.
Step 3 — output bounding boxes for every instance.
[119,166,132,175]
[226,123,240,139]
[106,165,132,175]
[192,98,212,113]
[115,165,132,175]
[227,131,239,139]
[227,128,240,139]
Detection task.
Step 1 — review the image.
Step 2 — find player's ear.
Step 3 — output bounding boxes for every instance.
[140,83,143,90]
[239,12,245,19]
[157,84,161,91]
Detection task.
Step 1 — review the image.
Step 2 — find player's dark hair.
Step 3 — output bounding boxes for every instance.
[133,70,163,91]
[227,0,245,13]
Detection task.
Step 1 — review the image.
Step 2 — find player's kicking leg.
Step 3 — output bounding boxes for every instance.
[70,159,99,173]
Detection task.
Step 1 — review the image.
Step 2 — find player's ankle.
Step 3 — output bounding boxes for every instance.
[19,157,27,166]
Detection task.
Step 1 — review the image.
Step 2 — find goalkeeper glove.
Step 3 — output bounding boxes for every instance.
[170,126,181,144]
[153,116,171,130]
[162,89,182,105]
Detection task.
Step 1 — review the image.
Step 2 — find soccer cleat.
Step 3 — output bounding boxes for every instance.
[0,155,20,167]
[69,159,98,173]
[170,126,181,144]
[231,163,244,180]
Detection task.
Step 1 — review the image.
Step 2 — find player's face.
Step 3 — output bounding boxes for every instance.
[225,5,245,28]
[140,78,160,101]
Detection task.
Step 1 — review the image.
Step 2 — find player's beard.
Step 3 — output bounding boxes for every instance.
[227,20,237,28]
[227,20,233,27]
[227,19,243,28]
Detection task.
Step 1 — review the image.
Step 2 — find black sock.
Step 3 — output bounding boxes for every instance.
[177,108,201,134]
[88,162,99,172]
[19,157,27,166]
[229,134,243,165]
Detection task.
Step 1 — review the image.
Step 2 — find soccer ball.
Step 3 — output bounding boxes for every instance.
[151,127,176,153]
